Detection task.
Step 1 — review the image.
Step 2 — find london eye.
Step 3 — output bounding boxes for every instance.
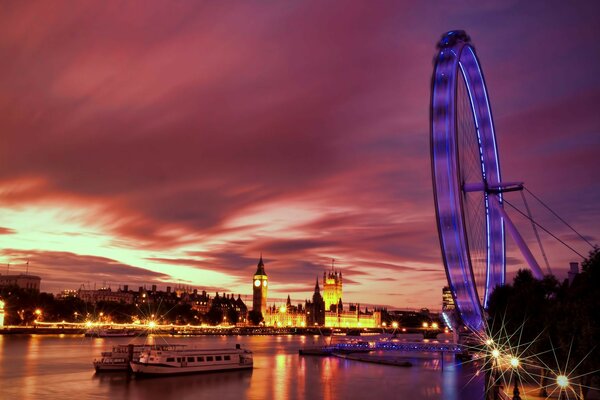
[430,31,545,334]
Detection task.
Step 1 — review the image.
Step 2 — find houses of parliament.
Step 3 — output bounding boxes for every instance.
[252,256,381,328]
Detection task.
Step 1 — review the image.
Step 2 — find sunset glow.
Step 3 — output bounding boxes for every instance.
[0,2,598,309]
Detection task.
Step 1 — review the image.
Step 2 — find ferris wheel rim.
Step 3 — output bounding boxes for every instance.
[430,31,505,333]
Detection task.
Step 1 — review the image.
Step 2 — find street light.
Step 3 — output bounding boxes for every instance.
[392,321,398,329]
[491,349,500,359]
[556,375,569,389]
[510,357,519,368]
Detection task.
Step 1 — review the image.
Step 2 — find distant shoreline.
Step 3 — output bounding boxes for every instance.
[0,326,443,338]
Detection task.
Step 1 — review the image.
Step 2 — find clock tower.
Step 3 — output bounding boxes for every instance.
[252,255,268,316]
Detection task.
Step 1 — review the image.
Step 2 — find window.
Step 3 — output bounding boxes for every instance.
[216,356,222,361]
[197,357,204,362]
[206,356,213,362]
[177,357,182,362]
[224,355,231,361]
[187,357,195,362]
[166,358,175,362]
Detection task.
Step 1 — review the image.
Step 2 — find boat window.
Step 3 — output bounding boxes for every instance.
[215,356,222,361]
[224,355,231,361]
[166,358,175,362]
[187,357,195,362]
[197,357,204,362]
[177,357,183,362]
[206,356,213,361]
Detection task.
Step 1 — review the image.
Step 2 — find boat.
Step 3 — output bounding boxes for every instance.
[94,344,186,372]
[130,344,253,376]
[85,328,138,338]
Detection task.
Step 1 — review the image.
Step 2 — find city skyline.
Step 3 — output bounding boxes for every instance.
[1,1,599,309]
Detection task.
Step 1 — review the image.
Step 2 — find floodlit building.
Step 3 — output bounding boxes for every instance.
[262,264,381,328]
[323,267,342,310]
[442,286,455,311]
[252,255,268,316]
[264,296,307,327]
[0,299,5,327]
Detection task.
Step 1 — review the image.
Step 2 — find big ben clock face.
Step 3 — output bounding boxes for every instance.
[254,279,261,287]
[263,281,267,287]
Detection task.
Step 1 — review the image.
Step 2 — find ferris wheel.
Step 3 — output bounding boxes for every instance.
[430,31,544,333]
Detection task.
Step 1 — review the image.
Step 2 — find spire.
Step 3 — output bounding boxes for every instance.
[286,294,291,306]
[314,277,320,294]
[255,254,266,276]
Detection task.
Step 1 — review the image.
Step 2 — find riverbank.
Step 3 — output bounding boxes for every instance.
[0,326,444,337]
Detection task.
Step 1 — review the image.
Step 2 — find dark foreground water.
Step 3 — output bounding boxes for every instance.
[0,334,484,400]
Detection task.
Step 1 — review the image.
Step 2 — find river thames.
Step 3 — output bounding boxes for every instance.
[0,334,484,399]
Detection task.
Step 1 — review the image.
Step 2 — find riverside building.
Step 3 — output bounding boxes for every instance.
[257,259,381,328]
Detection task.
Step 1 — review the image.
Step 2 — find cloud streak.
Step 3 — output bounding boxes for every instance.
[0,1,598,307]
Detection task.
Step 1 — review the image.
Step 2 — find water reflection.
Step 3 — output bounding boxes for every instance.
[0,334,483,400]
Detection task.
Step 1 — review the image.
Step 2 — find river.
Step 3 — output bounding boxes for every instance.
[0,333,484,399]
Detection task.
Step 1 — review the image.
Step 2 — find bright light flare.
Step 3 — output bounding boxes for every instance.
[147,321,157,329]
[556,375,569,388]
[509,357,519,368]
[491,349,500,358]
[485,339,493,346]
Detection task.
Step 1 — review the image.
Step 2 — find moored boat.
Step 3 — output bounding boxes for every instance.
[130,344,253,376]
[85,328,138,338]
[94,344,186,372]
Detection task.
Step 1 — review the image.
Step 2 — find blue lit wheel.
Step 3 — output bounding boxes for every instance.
[430,31,505,333]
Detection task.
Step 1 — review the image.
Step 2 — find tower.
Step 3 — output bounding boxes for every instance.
[309,277,325,326]
[252,255,268,316]
[323,261,342,311]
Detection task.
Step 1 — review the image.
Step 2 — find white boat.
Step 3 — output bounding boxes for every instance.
[94,344,186,372]
[130,344,253,376]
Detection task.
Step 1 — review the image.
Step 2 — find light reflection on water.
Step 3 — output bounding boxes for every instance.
[0,334,484,399]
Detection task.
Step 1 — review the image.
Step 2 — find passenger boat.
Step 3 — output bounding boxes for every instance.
[94,344,186,372]
[130,344,253,376]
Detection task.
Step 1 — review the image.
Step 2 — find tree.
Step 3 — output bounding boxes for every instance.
[487,249,600,399]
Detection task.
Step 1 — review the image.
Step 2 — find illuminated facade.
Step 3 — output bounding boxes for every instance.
[323,268,342,310]
[264,296,306,327]
[442,286,455,311]
[0,299,4,327]
[262,266,381,328]
[252,255,268,317]
[325,307,381,328]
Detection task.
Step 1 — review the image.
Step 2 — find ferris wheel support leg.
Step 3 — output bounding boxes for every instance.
[491,196,544,280]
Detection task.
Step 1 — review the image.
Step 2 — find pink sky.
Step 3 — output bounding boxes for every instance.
[0,1,598,309]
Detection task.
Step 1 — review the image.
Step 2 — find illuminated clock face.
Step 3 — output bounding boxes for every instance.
[254,279,261,287]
